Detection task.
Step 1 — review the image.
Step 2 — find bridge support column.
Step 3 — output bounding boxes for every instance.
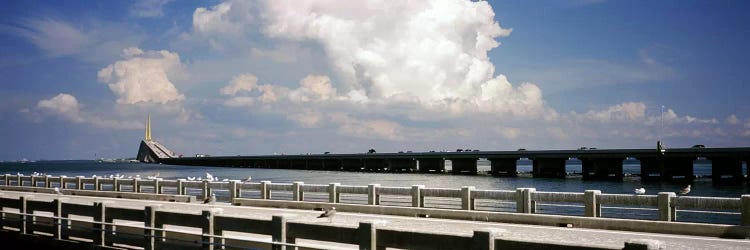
[417,158,445,173]
[664,157,695,180]
[290,159,307,169]
[306,159,324,170]
[388,158,417,172]
[322,159,342,170]
[364,159,387,172]
[638,157,662,181]
[531,158,567,178]
[450,158,478,175]
[488,158,518,177]
[709,157,744,184]
[639,157,695,181]
[342,159,362,171]
[580,157,624,181]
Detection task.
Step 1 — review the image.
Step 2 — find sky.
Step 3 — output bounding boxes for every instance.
[1,0,750,161]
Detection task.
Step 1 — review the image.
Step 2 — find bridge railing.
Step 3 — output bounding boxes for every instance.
[0,194,663,250]
[2,173,750,226]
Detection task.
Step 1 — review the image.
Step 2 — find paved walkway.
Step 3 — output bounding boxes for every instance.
[1,191,749,249]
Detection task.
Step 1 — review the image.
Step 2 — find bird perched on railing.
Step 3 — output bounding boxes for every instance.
[634,187,646,195]
[243,176,252,182]
[318,207,336,223]
[53,187,63,195]
[204,193,216,204]
[678,185,691,195]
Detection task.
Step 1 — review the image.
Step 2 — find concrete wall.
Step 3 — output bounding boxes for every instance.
[0,194,667,250]
[2,173,750,228]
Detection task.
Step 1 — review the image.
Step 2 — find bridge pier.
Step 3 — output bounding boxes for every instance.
[289,159,306,169]
[417,158,445,173]
[322,159,342,170]
[388,159,417,172]
[638,157,695,181]
[306,159,325,170]
[488,158,518,177]
[709,157,744,184]
[449,158,478,175]
[580,157,624,181]
[531,158,567,178]
[342,159,362,171]
[364,159,387,172]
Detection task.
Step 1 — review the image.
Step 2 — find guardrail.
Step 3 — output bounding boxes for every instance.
[2,174,749,225]
[0,194,665,250]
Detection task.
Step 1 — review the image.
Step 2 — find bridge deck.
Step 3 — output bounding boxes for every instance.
[1,190,748,249]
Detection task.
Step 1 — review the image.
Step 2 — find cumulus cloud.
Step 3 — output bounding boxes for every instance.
[130,0,174,18]
[196,0,556,119]
[36,93,141,129]
[97,47,185,104]
[220,74,258,96]
[37,93,84,123]
[289,75,337,103]
[578,102,646,122]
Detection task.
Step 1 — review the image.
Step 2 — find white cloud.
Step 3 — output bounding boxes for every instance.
[220,74,258,96]
[289,75,337,103]
[9,18,143,62]
[37,93,84,123]
[36,93,141,129]
[578,102,646,122]
[97,47,185,104]
[130,0,174,18]
[193,2,246,34]
[15,19,89,57]
[195,0,555,119]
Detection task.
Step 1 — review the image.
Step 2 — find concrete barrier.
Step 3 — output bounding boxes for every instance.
[231,198,750,239]
[0,185,195,202]
[2,173,749,226]
[0,194,666,250]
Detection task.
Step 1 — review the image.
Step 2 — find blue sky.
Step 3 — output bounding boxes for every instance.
[1,0,749,161]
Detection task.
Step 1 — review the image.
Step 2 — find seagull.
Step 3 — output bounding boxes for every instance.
[187,176,196,181]
[203,193,216,204]
[318,207,336,223]
[679,185,691,195]
[634,187,646,195]
[205,172,214,181]
[53,187,63,195]
[243,176,252,182]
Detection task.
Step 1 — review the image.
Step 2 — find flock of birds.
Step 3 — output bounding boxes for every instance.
[633,184,691,196]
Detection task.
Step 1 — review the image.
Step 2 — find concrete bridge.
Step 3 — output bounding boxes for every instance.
[136,117,750,182]
[148,144,750,182]
[1,176,750,249]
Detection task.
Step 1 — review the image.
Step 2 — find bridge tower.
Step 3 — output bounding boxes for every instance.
[145,114,152,141]
[136,115,177,163]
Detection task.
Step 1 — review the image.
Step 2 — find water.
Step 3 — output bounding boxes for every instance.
[1,160,748,225]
